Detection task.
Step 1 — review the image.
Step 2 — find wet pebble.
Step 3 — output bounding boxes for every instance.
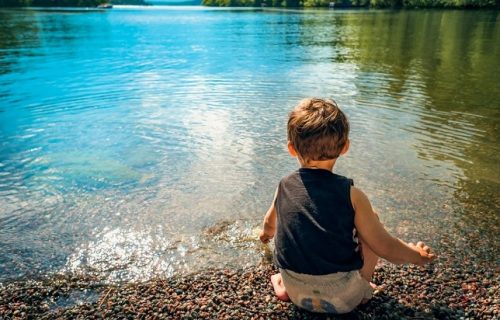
[0,260,498,319]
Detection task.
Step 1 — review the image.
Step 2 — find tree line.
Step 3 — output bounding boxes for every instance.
[202,0,497,8]
[0,0,113,6]
[0,0,496,11]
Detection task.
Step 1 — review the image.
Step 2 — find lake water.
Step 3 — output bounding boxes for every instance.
[0,7,498,283]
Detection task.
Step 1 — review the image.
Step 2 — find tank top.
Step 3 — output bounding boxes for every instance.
[274,168,363,275]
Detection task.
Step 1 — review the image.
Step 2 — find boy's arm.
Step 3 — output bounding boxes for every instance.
[351,186,436,266]
[259,188,278,244]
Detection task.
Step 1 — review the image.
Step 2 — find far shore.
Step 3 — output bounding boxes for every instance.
[1,4,499,9]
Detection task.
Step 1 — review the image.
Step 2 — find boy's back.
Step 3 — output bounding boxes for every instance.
[274,168,362,275]
[259,98,436,314]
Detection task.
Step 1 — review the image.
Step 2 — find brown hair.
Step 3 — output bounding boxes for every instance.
[287,98,349,162]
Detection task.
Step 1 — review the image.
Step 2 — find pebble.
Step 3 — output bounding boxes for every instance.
[0,259,498,319]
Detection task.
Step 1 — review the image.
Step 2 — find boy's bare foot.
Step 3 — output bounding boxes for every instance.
[361,282,377,304]
[271,273,290,301]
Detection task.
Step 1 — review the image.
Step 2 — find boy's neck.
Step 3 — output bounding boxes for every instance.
[300,158,337,172]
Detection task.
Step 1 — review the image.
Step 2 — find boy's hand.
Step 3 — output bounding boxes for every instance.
[260,189,278,244]
[259,229,274,244]
[408,241,437,266]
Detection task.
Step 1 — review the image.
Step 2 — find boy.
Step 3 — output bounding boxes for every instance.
[259,98,436,314]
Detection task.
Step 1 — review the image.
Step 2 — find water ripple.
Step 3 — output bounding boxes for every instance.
[0,8,498,282]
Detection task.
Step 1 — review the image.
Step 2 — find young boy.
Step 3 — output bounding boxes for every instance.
[259,98,436,314]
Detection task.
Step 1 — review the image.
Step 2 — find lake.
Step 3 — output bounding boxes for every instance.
[0,6,498,283]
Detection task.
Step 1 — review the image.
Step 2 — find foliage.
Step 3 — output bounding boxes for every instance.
[402,0,497,7]
[0,0,107,6]
[203,0,496,7]
[1,0,496,13]
[0,0,32,5]
[349,0,369,5]
[369,0,401,7]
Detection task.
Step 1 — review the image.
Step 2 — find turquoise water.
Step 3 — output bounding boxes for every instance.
[0,7,498,282]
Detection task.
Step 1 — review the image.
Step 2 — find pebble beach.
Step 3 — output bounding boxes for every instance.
[1,256,498,319]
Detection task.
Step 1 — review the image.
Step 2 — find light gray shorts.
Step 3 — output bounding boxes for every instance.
[280,268,373,314]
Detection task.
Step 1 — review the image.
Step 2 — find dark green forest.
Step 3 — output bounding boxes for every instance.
[0,0,497,14]
[0,0,107,6]
[203,0,497,8]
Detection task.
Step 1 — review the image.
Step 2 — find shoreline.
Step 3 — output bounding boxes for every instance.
[1,4,498,9]
[1,260,498,319]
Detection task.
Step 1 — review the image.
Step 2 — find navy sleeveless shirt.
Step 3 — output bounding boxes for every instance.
[274,168,363,275]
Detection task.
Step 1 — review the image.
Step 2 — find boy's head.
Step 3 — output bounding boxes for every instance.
[287,98,349,163]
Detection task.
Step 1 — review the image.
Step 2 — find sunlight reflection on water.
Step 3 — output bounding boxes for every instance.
[0,7,498,282]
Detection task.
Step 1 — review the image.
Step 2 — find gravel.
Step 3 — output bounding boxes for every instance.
[1,259,498,319]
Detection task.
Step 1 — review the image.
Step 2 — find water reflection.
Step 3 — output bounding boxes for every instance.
[0,10,41,74]
[0,8,498,282]
[337,10,500,262]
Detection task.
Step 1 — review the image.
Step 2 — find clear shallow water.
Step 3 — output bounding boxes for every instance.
[0,7,498,282]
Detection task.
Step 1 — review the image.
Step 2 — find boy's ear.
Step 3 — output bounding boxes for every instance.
[340,139,350,155]
[287,141,298,157]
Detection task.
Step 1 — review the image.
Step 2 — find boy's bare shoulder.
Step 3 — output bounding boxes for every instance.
[350,186,370,210]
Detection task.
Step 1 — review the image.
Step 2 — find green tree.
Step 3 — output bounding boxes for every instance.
[0,0,32,6]
[0,0,107,6]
